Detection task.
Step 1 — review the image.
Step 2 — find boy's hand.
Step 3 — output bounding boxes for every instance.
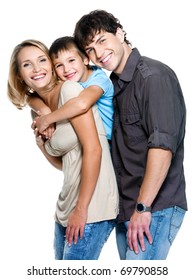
[32,111,55,139]
[34,114,50,133]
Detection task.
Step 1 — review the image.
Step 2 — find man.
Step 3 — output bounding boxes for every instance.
[74,9,187,260]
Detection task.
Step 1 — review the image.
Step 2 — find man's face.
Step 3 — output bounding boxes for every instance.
[84,28,126,75]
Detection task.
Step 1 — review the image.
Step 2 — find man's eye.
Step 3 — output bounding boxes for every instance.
[86,48,93,54]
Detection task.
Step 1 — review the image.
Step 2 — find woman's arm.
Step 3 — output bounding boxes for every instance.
[34,128,62,171]
[34,85,103,133]
[66,107,102,245]
[27,95,51,115]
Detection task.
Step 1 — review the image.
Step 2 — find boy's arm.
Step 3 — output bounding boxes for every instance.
[34,85,103,133]
[27,95,51,115]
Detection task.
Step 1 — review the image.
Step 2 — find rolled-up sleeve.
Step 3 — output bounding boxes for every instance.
[143,72,186,155]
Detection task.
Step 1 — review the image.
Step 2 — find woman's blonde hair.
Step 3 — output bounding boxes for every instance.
[7,39,59,109]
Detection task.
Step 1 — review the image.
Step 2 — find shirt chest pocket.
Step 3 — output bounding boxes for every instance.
[119,113,147,146]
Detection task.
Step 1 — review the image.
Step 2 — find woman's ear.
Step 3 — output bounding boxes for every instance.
[116,27,125,43]
[17,73,24,83]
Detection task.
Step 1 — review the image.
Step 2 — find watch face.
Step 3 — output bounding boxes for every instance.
[137,203,144,212]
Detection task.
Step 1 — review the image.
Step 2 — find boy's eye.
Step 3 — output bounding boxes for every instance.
[55,64,62,69]
[69,58,75,63]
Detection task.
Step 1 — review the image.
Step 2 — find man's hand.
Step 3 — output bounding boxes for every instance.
[127,211,152,254]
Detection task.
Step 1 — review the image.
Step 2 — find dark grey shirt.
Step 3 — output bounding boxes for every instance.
[110,48,187,222]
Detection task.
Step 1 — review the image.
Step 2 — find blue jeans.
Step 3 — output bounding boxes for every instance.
[54,220,116,260]
[116,206,186,260]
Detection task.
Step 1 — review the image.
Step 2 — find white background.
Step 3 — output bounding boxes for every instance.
[0,0,193,279]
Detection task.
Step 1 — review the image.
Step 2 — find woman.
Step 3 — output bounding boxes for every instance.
[7,39,119,260]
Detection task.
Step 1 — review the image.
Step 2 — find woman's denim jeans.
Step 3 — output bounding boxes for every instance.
[54,220,116,260]
[116,206,186,260]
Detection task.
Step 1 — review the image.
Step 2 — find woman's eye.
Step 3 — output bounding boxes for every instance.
[40,58,47,63]
[23,63,30,68]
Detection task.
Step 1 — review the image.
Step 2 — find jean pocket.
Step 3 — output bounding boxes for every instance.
[169,206,186,244]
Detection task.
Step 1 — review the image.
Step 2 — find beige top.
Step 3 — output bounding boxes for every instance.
[45,81,119,227]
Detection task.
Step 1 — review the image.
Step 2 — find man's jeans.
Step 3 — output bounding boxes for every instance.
[116,206,186,260]
[54,220,115,260]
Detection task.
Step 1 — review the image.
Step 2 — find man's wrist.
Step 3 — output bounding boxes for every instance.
[135,202,151,213]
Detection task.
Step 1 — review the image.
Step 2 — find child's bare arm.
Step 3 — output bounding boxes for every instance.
[35,85,103,133]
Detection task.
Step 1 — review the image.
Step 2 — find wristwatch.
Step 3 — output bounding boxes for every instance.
[136,202,151,213]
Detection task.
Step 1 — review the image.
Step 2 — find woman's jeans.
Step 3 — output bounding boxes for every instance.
[116,206,186,260]
[54,220,116,260]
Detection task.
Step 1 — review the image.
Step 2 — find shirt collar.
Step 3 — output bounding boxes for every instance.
[121,48,141,81]
[111,48,141,83]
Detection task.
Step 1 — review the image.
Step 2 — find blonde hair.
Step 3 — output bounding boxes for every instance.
[7,39,59,109]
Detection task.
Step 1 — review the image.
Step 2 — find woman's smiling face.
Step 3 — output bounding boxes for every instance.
[18,45,53,92]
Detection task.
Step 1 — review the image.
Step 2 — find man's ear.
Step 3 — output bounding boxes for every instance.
[116,28,125,43]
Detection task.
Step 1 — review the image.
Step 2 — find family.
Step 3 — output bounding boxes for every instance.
[7,10,187,260]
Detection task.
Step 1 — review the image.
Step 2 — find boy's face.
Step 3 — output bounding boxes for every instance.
[84,28,127,75]
[52,48,89,82]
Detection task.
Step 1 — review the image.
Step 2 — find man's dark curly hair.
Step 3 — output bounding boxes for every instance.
[74,10,131,51]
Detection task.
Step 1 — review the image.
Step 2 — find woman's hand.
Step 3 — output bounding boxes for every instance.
[34,127,46,149]
[66,207,87,246]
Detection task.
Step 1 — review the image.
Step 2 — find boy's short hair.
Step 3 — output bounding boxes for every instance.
[49,36,87,59]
